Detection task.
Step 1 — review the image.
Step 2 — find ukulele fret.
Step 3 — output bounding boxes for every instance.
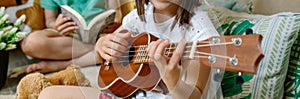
[164,43,177,57]
[142,45,148,62]
[134,45,150,63]
[134,43,178,63]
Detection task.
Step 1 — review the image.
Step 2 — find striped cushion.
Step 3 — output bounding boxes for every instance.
[207,7,300,99]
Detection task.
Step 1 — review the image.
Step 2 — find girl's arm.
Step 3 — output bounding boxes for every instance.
[170,80,202,99]
[170,60,211,99]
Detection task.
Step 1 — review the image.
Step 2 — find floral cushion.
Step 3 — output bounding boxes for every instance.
[207,7,300,99]
[285,30,300,98]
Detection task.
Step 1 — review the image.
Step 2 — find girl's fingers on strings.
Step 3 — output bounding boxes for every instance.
[147,39,163,59]
[154,40,170,60]
[169,40,186,69]
[146,40,154,52]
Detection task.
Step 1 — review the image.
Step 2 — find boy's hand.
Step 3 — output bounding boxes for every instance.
[54,14,78,36]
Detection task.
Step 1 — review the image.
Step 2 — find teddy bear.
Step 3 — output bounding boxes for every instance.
[16,64,90,99]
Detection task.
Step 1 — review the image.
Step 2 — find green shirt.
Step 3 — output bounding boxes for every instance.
[40,0,106,24]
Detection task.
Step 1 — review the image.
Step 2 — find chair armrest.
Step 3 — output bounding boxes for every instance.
[5,0,34,22]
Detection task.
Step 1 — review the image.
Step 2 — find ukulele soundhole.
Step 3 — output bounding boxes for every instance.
[122,46,135,66]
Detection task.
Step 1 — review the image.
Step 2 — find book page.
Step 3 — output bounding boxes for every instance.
[61,5,87,28]
[86,9,116,44]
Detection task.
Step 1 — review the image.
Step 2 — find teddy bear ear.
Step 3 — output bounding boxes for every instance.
[68,64,80,69]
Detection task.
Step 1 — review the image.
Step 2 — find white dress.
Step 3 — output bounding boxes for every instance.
[121,3,222,99]
[122,3,219,43]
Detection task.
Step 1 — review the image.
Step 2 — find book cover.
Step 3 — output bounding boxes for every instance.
[61,5,116,44]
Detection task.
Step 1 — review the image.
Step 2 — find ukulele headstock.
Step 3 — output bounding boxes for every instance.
[185,34,264,74]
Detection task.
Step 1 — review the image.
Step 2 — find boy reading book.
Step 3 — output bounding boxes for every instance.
[21,0,118,73]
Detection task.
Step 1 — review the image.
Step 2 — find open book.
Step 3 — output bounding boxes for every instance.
[61,5,116,44]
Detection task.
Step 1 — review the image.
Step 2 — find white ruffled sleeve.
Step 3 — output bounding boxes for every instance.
[122,9,146,34]
[187,9,220,42]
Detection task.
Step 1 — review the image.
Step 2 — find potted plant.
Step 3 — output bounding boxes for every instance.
[0,7,27,89]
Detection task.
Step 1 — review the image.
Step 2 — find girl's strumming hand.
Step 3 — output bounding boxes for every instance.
[95,29,132,61]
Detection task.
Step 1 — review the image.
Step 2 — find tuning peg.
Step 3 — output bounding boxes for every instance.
[208,55,216,64]
[213,69,223,82]
[229,55,238,66]
[235,72,244,86]
[246,28,253,35]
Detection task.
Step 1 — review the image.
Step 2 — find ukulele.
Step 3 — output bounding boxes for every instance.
[98,33,264,98]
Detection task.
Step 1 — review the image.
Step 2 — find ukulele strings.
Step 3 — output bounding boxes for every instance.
[114,52,229,63]
[118,51,230,59]
[125,41,235,52]
[111,41,235,63]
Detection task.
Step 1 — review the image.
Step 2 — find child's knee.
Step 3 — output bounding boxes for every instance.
[38,86,59,99]
[21,30,47,54]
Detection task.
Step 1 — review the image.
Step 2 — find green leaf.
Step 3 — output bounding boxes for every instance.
[222,83,243,97]
[217,24,229,34]
[232,20,254,35]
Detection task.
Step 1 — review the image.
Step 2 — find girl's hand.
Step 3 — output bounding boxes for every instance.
[95,30,132,61]
[146,39,186,90]
[54,14,78,36]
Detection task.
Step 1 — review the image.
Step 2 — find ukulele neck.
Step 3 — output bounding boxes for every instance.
[132,43,178,63]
